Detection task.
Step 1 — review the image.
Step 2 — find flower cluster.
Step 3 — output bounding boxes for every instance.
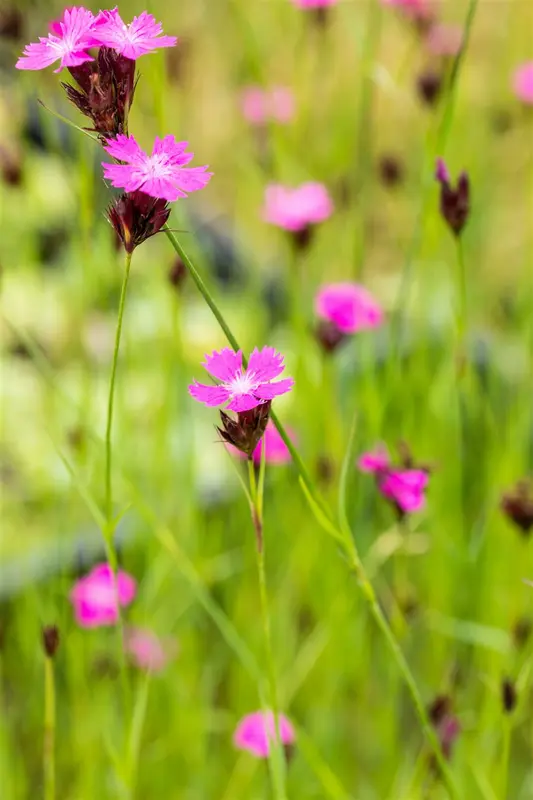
[17,7,212,253]
[358,443,430,517]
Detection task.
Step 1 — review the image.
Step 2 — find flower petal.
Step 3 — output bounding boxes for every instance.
[202,348,242,382]
[253,378,295,400]
[247,346,285,382]
[188,382,231,407]
[226,394,262,412]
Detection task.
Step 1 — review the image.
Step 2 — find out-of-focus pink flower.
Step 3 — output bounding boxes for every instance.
[263,183,333,232]
[241,86,295,125]
[513,62,533,105]
[380,469,429,513]
[16,6,98,72]
[227,421,296,464]
[234,710,296,758]
[315,283,384,335]
[291,0,338,7]
[189,347,294,413]
[358,445,390,474]
[92,8,177,60]
[381,0,431,21]
[435,157,450,184]
[102,134,212,203]
[125,627,178,673]
[70,563,136,628]
[426,24,463,57]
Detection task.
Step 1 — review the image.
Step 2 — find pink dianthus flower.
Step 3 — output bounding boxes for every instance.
[358,445,430,515]
[263,182,333,232]
[16,6,99,73]
[70,563,136,628]
[315,283,384,335]
[102,134,212,203]
[92,7,177,60]
[125,627,178,673]
[425,24,464,57]
[513,62,533,105]
[241,86,295,125]
[189,347,294,413]
[234,710,295,758]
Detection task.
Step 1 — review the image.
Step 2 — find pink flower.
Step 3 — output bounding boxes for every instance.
[228,421,296,464]
[263,183,333,232]
[16,6,99,73]
[234,711,295,758]
[125,627,178,673]
[92,7,177,61]
[70,563,136,628]
[381,0,431,20]
[513,62,533,105]
[241,86,295,125]
[380,469,429,513]
[426,24,464,57]
[189,347,294,413]
[315,283,384,334]
[102,134,212,203]
[358,445,390,474]
[291,0,338,7]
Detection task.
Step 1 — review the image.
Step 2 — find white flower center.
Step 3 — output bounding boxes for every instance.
[85,583,116,607]
[225,369,257,397]
[145,154,172,179]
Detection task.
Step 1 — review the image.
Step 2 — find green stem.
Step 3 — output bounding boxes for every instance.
[500,715,511,800]
[105,251,133,529]
[455,236,468,349]
[43,656,56,800]
[247,459,287,800]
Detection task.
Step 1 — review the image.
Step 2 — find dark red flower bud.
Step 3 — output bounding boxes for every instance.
[0,8,22,40]
[501,480,533,536]
[435,159,470,236]
[512,617,531,649]
[378,154,404,188]
[168,257,187,290]
[217,401,271,458]
[0,145,23,187]
[417,70,443,107]
[108,191,170,254]
[314,319,347,354]
[63,47,136,140]
[291,225,314,252]
[501,678,517,713]
[428,695,460,763]
[42,625,60,658]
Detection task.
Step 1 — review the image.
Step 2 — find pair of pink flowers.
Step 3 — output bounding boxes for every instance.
[16,6,176,72]
[234,711,295,758]
[358,445,429,514]
[70,563,175,671]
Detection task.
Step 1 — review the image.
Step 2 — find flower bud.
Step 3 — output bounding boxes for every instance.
[501,678,517,713]
[108,191,170,254]
[501,480,533,536]
[42,625,60,658]
[217,402,272,458]
[435,159,470,236]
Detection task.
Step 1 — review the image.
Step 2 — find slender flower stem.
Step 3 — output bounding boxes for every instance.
[247,459,286,800]
[105,251,133,530]
[163,231,458,797]
[103,250,133,712]
[500,715,511,800]
[455,236,468,350]
[43,656,56,800]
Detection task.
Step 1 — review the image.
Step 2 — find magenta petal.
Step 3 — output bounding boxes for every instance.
[247,346,285,382]
[202,348,242,382]
[189,382,231,407]
[253,378,294,400]
[226,394,262,412]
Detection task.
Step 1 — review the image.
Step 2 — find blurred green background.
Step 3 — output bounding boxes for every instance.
[0,1,532,798]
